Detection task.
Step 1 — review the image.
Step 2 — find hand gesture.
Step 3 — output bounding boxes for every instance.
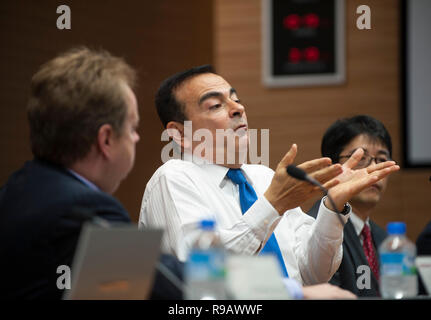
[265,144,343,214]
[325,148,400,212]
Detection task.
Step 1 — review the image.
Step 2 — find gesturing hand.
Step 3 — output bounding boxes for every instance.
[324,148,400,212]
[302,283,357,299]
[265,144,343,215]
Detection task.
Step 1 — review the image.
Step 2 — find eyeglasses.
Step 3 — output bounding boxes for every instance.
[338,152,391,169]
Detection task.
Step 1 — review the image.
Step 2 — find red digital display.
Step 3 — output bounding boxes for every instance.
[288,47,302,63]
[283,14,301,30]
[304,46,320,62]
[304,13,320,28]
[272,0,336,75]
[264,0,343,86]
[283,13,320,30]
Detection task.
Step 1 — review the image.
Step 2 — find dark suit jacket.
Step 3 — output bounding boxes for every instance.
[416,220,431,295]
[417,221,431,255]
[308,199,387,297]
[0,159,183,299]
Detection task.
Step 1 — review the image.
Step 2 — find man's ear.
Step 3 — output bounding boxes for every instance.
[166,121,189,149]
[97,124,115,158]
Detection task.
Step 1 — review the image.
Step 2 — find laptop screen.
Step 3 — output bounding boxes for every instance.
[64,223,163,300]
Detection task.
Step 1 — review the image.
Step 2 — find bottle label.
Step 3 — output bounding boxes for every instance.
[380,252,417,275]
[186,249,226,281]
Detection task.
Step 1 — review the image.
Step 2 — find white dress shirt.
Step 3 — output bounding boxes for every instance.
[139,159,349,285]
[349,211,371,246]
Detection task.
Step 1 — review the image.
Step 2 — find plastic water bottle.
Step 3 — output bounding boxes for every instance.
[185,219,227,300]
[379,222,417,299]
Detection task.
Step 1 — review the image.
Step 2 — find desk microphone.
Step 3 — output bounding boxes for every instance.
[286,165,346,227]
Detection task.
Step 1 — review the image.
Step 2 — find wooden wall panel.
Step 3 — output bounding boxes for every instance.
[214,0,431,241]
[1,0,429,243]
[0,0,213,222]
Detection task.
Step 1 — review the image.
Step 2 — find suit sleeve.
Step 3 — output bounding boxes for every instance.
[46,192,131,297]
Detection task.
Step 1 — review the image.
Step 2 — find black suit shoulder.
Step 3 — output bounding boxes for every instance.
[417,220,431,255]
[0,160,185,300]
[416,220,431,294]
[0,160,130,299]
[2,160,129,219]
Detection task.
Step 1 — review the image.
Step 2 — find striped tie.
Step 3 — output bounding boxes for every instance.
[361,224,379,281]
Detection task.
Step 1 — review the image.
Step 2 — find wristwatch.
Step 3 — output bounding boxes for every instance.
[322,195,351,215]
[339,202,351,215]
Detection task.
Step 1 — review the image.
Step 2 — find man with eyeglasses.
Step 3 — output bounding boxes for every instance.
[308,115,393,297]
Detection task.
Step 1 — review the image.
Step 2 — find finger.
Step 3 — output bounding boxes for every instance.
[349,165,400,195]
[366,160,397,174]
[309,163,343,185]
[297,157,332,174]
[340,175,379,198]
[322,177,340,190]
[278,143,297,168]
[342,148,364,169]
[338,289,357,299]
[369,164,400,180]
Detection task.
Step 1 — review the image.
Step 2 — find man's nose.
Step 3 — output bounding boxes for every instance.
[368,157,378,166]
[228,100,245,118]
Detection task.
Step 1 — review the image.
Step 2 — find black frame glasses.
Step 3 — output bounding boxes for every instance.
[338,153,391,169]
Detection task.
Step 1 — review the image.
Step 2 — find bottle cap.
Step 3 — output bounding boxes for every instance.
[200,219,215,230]
[387,222,406,235]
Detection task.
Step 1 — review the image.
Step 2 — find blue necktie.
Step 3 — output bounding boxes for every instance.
[226,168,289,277]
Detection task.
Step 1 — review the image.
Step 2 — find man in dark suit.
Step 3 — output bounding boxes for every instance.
[417,221,431,256]
[0,47,183,299]
[417,220,431,295]
[308,115,393,297]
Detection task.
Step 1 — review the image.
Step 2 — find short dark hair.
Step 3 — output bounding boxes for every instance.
[321,115,392,163]
[155,64,215,127]
[27,47,136,167]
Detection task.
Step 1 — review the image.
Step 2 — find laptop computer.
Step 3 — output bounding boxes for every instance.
[64,223,163,300]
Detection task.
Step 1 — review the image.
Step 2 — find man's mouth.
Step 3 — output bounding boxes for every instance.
[234,124,247,131]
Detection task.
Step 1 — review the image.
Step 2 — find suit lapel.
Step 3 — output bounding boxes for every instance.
[370,221,387,288]
[370,220,387,249]
[344,220,369,267]
[345,220,381,295]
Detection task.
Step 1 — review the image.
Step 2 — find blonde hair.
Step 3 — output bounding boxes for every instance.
[27,47,136,166]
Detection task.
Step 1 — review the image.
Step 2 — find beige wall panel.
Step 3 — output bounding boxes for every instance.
[214,0,430,241]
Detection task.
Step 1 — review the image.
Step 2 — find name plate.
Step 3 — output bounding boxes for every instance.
[226,254,291,300]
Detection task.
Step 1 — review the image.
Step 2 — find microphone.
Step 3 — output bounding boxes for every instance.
[286,165,323,190]
[286,165,345,227]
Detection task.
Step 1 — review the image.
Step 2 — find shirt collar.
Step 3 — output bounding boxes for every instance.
[182,153,251,188]
[202,163,230,187]
[204,164,255,189]
[67,169,100,191]
[349,211,370,236]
